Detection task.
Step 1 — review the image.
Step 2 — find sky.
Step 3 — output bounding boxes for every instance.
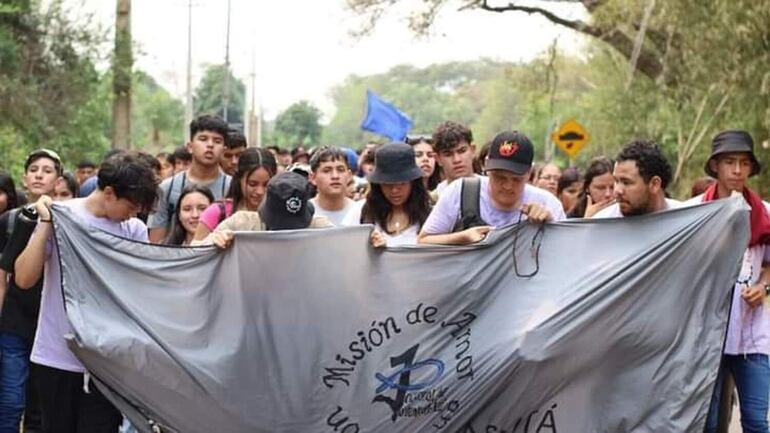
[68,0,586,121]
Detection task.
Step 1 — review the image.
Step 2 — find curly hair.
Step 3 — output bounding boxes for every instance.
[432,121,473,153]
[616,140,672,188]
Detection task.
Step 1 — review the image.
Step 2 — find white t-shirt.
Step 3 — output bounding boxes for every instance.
[376,223,419,247]
[434,174,483,197]
[592,198,683,219]
[422,177,566,235]
[310,197,363,227]
[684,193,770,355]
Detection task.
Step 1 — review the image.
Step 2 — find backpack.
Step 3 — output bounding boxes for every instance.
[452,177,487,232]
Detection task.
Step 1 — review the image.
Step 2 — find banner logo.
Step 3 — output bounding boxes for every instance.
[372,344,445,421]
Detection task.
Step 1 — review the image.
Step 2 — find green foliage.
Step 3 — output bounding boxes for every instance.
[194,64,246,126]
[323,60,506,148]
[0,0,108,172]
[132,71,184,153]
[273,101,323,147]
[0,1,186,175]
[341,0,770,198]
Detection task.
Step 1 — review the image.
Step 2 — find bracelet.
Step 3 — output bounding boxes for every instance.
[39,219,52,223]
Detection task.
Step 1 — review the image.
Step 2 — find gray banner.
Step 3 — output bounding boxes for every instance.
[52,199,747,433]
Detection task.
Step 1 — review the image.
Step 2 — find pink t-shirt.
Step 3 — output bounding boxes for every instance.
[199,200,234,232]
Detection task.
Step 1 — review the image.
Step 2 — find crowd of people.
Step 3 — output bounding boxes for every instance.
[0,113,767,433]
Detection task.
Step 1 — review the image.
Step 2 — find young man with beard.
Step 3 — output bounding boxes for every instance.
[148,115,232,243]
[689,130,770,433]
[13,152,158,433]
[432,121,480,197]
[0,149,63,433]
[419,130,565,246]
[592,140,681,218]
[308,146,362,227]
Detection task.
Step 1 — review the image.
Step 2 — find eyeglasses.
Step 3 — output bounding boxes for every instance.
[539,175,561,182]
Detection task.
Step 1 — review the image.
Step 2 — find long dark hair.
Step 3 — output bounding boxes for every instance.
[0,170,19,213]
[406,136,442,191]
[60,171,80,198]
[573,157,613,217]
[165,185,215,245]
[227,148,277,210]
[360,178,431,234]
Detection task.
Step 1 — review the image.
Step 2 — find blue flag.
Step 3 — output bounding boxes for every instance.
[360,90,413,141]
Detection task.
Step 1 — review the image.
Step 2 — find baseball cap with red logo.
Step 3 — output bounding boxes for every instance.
[485,130,534,175]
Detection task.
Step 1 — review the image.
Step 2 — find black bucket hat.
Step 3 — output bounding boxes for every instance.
[705,130,761,177]
[258,172,314,230]
[368,142,424,184]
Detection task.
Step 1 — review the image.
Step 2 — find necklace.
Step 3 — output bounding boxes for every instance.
[388,213,409,235]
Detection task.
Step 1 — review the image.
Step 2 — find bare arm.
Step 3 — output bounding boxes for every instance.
[0,270,6,313]
[192,222,211,241]
[148,227,167,244]
[14,221,52,289]
[743,264,770,308]
[418,226,491,246]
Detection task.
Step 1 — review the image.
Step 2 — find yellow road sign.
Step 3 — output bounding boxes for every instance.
[552,119,590,158]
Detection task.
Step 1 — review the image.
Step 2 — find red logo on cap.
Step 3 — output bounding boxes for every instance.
[499,141,519,157]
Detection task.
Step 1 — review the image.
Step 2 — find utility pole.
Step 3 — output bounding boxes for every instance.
[222,0,232,123]
[246,48,260,146]
[184,0,193,142]
[112,0,132,149]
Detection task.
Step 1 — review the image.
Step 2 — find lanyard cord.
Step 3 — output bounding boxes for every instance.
[512,212,546,278]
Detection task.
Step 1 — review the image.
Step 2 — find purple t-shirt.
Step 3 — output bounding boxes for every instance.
[421,176,566,235]
[31,198,149,373]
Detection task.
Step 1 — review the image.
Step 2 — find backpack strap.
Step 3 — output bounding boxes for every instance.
[452,177,486,232]
[165,172,187,218]
[217,202,227,225]
[6,208,18,239]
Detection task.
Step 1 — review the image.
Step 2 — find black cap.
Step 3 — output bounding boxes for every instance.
[705,130,760,177]
[368,142,424,184]
[485,131,534,175]
[258,172,314,230]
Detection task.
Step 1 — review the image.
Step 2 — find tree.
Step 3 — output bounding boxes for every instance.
[112,0,132,149]
[346,0,770,194]
[0,0,109,176]
[132,71,185,152]
[323,60,507,147]
[274,101,323,147]
[194,64,246,126]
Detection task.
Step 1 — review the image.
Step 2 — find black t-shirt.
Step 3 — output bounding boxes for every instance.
[0,210,43,342]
